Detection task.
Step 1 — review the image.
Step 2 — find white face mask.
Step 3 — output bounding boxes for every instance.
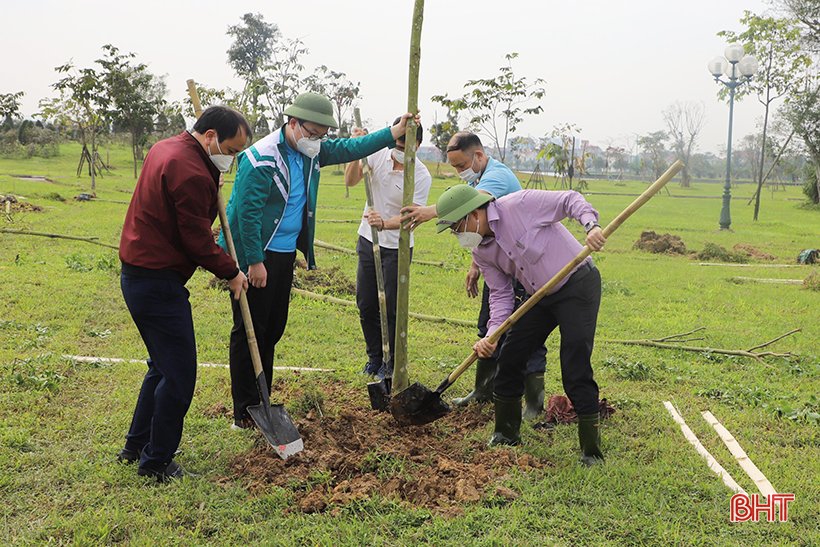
[208,135,234,173]
[454,217,483,249]
[295,124,322,159]
[391,149,405,164]
[457,153,480,184]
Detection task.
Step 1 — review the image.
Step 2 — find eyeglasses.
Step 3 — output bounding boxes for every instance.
[449,218,466,234]
[298,122,329,142]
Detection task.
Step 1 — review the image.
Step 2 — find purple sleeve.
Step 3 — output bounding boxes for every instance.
[522,190,599,227]
[472,251,515,337]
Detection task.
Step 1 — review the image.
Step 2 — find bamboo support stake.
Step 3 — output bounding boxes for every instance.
[354,107,391,372]
[290,287,473,327]
[393,0,425,393]
[663,402,746,494]
[0,228,119,250]
[314,238,446,267]
[701,410,776,497]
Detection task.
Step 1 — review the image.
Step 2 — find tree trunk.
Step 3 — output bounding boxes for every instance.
[90,131,97,191]
[753,103,771,221]
[132,131,138,179]
[393,0,424,393]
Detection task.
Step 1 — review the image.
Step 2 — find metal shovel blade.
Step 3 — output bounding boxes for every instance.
[247,402,304,460]
[367,377,392,411]
[389,382,451,426]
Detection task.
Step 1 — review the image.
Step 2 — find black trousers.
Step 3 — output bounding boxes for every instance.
[478,281,547,375]
[494,265,602,415]
[229,250,296,421]
[121,271,197,471]
[355,236,410,366]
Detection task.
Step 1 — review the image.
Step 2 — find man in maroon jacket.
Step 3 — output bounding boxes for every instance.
[117,106,250,481]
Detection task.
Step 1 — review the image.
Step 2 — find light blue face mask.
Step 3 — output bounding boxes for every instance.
[457,153,479,184]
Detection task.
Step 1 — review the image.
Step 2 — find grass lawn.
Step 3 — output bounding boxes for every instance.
[1,142,818,545]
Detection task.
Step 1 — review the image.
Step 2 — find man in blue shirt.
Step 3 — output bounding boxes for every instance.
[221,92,417,428]
[401,132,547,419]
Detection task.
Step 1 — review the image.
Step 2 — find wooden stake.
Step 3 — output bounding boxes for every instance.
[0,228,119,250]
[701,411,776,497]
[291,288,473,327]
[393,0,425,393]
[314,238,446,267]
[663,402,746,494]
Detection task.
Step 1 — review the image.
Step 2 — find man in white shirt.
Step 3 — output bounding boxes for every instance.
[345,119,432,378]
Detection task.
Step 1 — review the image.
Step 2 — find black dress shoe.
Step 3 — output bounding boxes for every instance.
[137,460,192,483]
[117,447,142,464]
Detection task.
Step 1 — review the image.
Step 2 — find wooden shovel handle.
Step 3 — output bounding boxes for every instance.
[186,80,266,385]
[443,159,685,387]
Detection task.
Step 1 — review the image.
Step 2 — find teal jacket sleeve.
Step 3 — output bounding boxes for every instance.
[234,153,273,266]
[318,126,395,166]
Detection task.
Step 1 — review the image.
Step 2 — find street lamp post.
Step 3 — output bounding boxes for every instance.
[708,44,758,230]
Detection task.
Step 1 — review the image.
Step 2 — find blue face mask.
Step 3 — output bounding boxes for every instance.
[457,153,479,183]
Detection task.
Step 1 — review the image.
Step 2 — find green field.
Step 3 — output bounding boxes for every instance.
[1,143,818,545]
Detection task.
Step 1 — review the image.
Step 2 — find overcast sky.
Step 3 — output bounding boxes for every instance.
[3,0,775,154]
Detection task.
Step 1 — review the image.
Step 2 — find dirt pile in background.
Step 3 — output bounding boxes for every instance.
[633,231,686,254]
[1,194,43,213]
[223,381,552,515]
[292,266,356,297]
[733,243,775,261]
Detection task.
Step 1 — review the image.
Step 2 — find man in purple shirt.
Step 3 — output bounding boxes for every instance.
[435,185,607,465]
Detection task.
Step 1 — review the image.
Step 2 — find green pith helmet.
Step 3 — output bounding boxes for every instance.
[435,185,492,233]
[283,92,338,128]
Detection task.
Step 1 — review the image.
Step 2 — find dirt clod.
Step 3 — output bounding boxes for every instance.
[733,243,775,261]
[224,381,551,515]
[633,231,686,254]
[292,266,355,297]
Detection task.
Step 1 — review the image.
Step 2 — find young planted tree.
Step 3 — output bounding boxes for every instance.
[432,52,545,163]
[98,44,166,178]
[227,13,278,130]
[39,62,109,190]
[662,101,705,187]
[428,107,459,176]
[720,12,811,219]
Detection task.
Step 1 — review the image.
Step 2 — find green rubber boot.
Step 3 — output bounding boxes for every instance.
[488,394,522,446]
[452,358,497,407]
[578,413,604,466]
[522,372,545,421]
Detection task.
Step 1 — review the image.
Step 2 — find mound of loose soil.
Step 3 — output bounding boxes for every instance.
[633,231,686,254]
[1,194,43,213]
[804,270,820,291]
[733,243,775,261]
[223,381,551,515]
[292,266,355,297]
[696,242,748,263]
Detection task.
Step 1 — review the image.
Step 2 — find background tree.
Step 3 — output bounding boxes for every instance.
[638,131,668,179]
[720,12,811,219]
[428,106,459,176]
[0,91,24,129]
[98,44,166,178]
[785,82,820,203]
[308,65,360,138]
[227,13,278,131]
[39,61,109,190]
[662,101,705,187]
[432,52,545,163]
[263,37,310,127]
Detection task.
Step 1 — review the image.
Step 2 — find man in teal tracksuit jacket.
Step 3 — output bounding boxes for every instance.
[220,91,418,427]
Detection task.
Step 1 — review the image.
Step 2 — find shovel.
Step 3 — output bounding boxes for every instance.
[187,80,303,459]
[353,108,394,411]
[390,160,685,426]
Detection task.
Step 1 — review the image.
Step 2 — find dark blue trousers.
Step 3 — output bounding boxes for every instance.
[121,271,197,472]
[478,281,547,375]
